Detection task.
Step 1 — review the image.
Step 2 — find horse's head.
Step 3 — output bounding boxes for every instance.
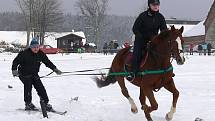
[151,25,185,65]
[169,25,185,65]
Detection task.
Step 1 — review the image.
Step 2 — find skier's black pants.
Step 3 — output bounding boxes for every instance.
[132,35,146,74]
[19,75,49,104]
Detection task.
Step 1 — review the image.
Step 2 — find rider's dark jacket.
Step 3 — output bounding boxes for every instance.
[131,9,167,74]
[132,9,167,43]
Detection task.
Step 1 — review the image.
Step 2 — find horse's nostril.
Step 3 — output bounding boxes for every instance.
[177,58,181,62]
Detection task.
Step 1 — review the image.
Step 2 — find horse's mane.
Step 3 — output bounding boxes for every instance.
[152,29,171,43]
[149,29,172,65]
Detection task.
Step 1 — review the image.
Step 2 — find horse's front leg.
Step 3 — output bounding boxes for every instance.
[139,87,149,110]
[139,87,152,121]
[164,79,179,121]
[117,77,138,114]
[128,97,138,114]
[142,87,158,121]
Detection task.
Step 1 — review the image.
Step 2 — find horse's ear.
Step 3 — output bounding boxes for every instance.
[171,25,175,31]
[179,26,184,34]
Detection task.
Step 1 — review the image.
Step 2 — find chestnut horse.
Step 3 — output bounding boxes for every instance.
[94,26,185,121]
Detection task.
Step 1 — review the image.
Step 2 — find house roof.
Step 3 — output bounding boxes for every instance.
[168,24,195,33]
[56,31,85,40]
[183,21,205,37]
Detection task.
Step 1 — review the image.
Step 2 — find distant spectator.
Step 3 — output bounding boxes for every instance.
[108,40,119,54]
[108,41,114,55]
[84,43,96,53]
[103,42,108,55]
[207,43,212,56]
[123,42,130,48]
[202,43,207,56]
[80,41,84,47]
[113,42,119,50]
[189,43,194,55]
[198,44,203,55]
[77,48,82,54]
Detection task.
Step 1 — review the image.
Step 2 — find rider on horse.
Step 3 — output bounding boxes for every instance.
[127,0,168,81]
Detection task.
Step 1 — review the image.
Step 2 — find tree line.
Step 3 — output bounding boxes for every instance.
[0,12,135,48]
[0,0,137,49]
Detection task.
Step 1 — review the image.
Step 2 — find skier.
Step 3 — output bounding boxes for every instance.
[12,38,62,111]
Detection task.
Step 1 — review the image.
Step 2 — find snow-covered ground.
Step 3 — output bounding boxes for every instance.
[0,52,215,121]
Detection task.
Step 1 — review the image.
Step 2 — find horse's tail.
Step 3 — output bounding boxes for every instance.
[93,68,116,88]
[93,47,131,88]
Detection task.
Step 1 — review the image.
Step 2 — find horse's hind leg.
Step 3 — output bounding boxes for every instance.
[164,79,179,121]
[117,77,138,114]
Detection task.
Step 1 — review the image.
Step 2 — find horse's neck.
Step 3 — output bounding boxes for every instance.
[146,31,172,68]
[147,43,171,69]
[147,53,171,69]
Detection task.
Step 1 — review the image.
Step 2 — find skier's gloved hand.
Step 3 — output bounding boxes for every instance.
[53,68,62,75]
[12,70,19,77]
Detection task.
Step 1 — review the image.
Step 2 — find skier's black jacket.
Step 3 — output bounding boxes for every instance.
[132,9,167,42]
[12,48,56,76]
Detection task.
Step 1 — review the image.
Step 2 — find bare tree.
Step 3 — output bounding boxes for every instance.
[16,0,63,46]
[16,0,31,47]
[0,12,25,31]
[38,0,64,44]
[75,0,109,48]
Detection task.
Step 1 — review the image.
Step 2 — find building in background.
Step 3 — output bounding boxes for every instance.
[204,1,215,47]
[183,21,205,45]
[56,31,86,53]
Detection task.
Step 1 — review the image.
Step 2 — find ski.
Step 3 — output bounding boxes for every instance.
[17,108,39,112]
[16,108,67,115]
[48,109,67,115]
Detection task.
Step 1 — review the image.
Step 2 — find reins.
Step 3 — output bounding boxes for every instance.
[40,73,106,79]
[39,67,110,79]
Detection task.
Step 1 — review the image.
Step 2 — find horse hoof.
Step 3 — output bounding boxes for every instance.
[131,108,138,114]
[165,114,172,121]
[141,106,144,110]
[147,117,153,121]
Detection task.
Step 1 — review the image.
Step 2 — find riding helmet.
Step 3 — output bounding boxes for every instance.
[148,0,160,6]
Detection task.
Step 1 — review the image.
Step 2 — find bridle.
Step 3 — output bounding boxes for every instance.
[170,34,184,61]
[148,31,184,64]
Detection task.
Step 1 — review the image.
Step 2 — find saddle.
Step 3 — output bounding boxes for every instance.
[125,48,148,72]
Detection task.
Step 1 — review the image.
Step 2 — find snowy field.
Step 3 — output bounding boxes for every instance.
[0,52,215,121]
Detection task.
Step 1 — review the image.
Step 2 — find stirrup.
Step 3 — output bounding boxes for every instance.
[126,72,135,82]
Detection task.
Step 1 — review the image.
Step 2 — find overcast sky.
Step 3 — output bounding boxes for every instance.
[0,0,214,20]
